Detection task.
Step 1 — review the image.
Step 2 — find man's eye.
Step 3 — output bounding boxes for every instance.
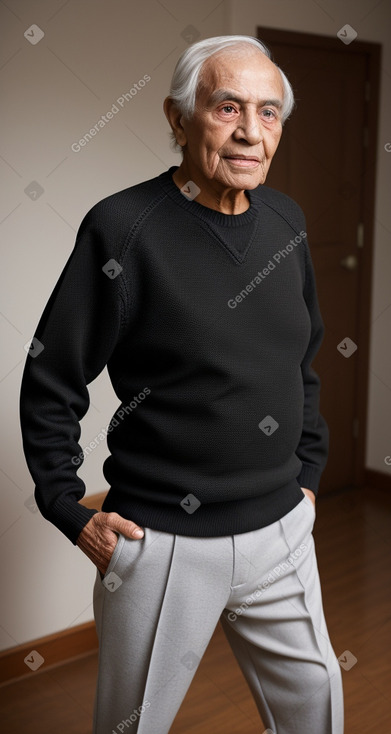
[262,109,276,119]
[221,105,236,114]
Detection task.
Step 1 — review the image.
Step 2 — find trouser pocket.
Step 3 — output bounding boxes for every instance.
[99,533,126,581]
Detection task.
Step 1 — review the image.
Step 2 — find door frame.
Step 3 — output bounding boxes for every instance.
[257,27,381,488]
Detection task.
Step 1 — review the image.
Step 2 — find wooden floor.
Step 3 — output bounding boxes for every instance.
[1,486,390,733]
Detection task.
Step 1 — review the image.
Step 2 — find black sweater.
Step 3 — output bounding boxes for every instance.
[20,166,328,544]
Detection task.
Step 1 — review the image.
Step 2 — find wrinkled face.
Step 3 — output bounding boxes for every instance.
[179,48,285,190]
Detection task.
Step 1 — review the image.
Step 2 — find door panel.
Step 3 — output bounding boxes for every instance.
[260,31,377,492]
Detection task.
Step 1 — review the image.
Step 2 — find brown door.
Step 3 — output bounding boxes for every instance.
[259,29,381,493]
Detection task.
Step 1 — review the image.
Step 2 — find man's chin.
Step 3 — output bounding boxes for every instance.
[243,175,267,189]
[218,162,268,189]
[225,173,267,190]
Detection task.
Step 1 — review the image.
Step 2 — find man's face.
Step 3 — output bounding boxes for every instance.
[179,49,284,191]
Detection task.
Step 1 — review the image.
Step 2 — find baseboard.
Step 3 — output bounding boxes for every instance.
[364,468,391,491]
[0,620,98,686]
[0,493,108,686]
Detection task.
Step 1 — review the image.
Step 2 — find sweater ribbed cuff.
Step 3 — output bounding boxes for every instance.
[50,495,99,545]
[296,464,323,495]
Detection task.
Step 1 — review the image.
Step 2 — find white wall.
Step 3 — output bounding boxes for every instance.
[0,0,389,651]
[0,0,229,652]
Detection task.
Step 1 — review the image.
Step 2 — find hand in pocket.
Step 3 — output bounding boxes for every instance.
[76,511,144,576]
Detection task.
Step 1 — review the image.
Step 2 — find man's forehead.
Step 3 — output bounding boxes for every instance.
[199,51,283,101]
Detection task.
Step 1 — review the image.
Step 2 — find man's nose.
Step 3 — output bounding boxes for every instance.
[233,111,263,145]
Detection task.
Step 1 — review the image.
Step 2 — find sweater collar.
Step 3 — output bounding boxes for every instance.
[158,166,262,228]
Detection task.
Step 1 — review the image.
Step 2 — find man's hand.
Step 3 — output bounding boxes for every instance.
[76,512,144,576]
[301,487,316,508]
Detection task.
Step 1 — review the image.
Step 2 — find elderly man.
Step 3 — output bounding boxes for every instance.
[20,35,343,734]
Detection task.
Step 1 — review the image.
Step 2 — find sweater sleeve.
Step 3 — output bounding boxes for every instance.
[295,236,329,494]
[19,206,126,543]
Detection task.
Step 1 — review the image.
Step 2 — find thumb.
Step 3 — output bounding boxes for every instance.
[105,512,144,539]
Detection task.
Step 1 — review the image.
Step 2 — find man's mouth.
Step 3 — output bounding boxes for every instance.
[223,155,261,168]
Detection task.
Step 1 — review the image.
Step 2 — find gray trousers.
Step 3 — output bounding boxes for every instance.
[92,494,344,733]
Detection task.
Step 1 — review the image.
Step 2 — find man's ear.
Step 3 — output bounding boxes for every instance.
[163,97,187,148]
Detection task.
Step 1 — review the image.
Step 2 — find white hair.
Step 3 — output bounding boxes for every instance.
[167,35,295,152]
